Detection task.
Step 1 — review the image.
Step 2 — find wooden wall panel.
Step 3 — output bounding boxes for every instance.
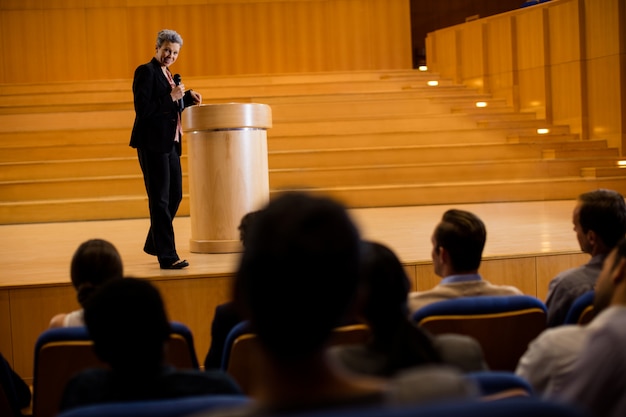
[152,276,233,369]
[584,0,625,149]
[1,10,46,83]
[414,263,440,292]
[485,15,514,103]
[0,290,11,366]
[459,21,486,91]
[547,1,583,132]
[547,0,581,65]
[535,252,589,301]
[587,55,624,149]
[44,8,89,81]
[514,8,546,71]
[550,61,583,133]
[0,0,412,83]
[9,285,77,382]
[480,257,537,296]
[426,0,625,154]
[427,29,459,83]
[86,7,130,80]
[516,67,547,118]
[368,0,412,70]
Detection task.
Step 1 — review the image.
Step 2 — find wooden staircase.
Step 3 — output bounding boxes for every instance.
[1,70,625,224]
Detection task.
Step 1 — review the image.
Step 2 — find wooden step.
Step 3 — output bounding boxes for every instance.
[268,141,612,169]
[0,143,136,163]
[581,166,626,178]
[278,176,626,209]
[270,157,623,188]
[4,176,626,225]
[0,110,134,133]
[0,174,189,202]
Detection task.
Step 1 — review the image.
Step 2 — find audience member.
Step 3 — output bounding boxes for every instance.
[203,210,262,370]
[195,192,475,417]
[0,352,31,416]
[49,238,124,328]
[60,278,241,411]
[330,240,488,376]
[545,189,626,327]
[517,259,616,395]
[556,237,626,417]
[408,209,522,314]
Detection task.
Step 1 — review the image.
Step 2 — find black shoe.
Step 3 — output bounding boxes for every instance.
[160,259,189,270]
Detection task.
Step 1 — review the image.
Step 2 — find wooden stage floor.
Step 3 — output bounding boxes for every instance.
[1,199,581,290]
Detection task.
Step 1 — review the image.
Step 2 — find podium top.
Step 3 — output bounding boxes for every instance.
[182,103,272,132]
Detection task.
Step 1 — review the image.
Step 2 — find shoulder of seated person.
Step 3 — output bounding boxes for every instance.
[49,313,67,328]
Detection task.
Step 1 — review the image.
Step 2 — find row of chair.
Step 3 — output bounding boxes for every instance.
[53,394,589,417]
[29,292,595,417]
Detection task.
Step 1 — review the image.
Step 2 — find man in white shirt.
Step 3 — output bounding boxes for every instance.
[556,238,626,417]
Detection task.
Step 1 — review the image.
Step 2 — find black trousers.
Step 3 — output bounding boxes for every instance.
[137,144,183,267]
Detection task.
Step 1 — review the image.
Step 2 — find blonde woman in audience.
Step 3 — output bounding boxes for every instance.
[49,239,123,328]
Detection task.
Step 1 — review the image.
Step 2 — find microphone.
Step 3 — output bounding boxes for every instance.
[173,74,184,112]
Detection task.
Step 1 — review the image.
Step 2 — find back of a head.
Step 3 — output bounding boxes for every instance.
[359,241,411,323]
[578,189,626,249]
[83,277,171,372]
[71,239,123,306]
[434,209,486,272]
[234,192,361,361]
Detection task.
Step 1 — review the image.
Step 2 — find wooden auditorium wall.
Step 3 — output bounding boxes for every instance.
[0,0,412,84]
[425,0,626,155]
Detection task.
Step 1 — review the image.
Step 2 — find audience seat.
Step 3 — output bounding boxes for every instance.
[54,394,251,417]
[466,371,534,400]
[32,321,199,417]
[411,295,547,371]
[563,291,595,325]
[221,321,370,394]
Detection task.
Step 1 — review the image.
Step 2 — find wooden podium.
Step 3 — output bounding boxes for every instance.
[182,103,272,253]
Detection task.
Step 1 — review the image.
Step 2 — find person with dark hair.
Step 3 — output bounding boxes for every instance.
[195,192,475,417]
[545,189,626,327]
[555,237,626,417]
[130,29,202,270]
[60,278,241,411]
[203,210,263,370]
[49,239,123,328]
[330,241,487,376]
[408,209,522,314]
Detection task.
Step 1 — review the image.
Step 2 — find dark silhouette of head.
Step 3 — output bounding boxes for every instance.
[234,192,361,362]
[238,210,263,248]
[359,241,412,323]
[357,241,441,374]
[433,209,486,273]
[70,239,123,306]
[83,278,171,373]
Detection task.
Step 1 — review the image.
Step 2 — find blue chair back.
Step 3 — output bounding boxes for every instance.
[55,394,251,417]
[220,320,253,371]
[412,295,547,371]
[466,371,534,399]
[563,291,595,325]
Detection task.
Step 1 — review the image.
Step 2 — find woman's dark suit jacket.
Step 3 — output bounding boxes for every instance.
[129,57,195,153]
